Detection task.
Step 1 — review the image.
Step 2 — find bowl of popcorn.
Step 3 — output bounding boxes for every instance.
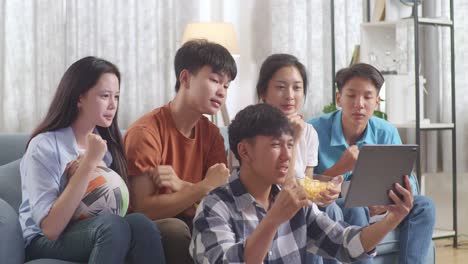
[297,174,340,205]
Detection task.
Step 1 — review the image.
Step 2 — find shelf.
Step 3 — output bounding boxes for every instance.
[335,1,458,247]
[361,20,402,27]
[418,17,453,27]
[362,17,452,27]
[393,122,454,130]
[433,228,456,240]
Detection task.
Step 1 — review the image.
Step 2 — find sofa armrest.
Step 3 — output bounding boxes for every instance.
[0,198,24,264]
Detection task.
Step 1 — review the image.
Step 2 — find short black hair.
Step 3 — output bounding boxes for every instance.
[174,39,237,92]
[228,104,294,162]
[256,53,308,100]
[335,63,384,93]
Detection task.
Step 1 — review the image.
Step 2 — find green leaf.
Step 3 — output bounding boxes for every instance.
[373,110,387,120]
[322,102,337,114]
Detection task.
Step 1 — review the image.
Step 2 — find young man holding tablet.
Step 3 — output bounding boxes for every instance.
[309,63,436,264]
[191,104,415,263]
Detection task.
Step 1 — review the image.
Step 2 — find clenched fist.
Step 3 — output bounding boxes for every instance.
[84,134,107,165]
[202,163,230,191]
[151,165,185,192]
[339,145,359,172]
[288,114,306,143]
[268,184,311,225]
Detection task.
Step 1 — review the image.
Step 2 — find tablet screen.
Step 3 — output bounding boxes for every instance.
[343,144,418,208]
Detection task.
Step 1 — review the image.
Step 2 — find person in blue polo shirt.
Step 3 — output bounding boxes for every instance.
[308,63,436,264]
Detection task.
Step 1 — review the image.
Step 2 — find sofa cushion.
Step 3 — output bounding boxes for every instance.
[0,198,24,264]
[0,133,29,166]
[0,159,22,211]
[25,260,83,264]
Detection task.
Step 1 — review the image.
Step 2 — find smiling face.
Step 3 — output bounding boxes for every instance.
[336,76,380,128]
[184,65,231,115]
[261,66,305,117]
[242,133,293,186]
[77,73,120,128]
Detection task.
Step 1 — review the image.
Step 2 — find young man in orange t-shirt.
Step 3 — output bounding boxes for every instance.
[123,39,237,263]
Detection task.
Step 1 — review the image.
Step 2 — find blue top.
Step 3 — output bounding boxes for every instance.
[190,169,374,263]
[308,110,418,194]
[19,126,112,246]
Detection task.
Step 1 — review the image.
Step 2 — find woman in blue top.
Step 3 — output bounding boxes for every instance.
[19,56,166,264]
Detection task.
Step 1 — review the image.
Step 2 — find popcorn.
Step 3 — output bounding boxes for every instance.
[297,176,333,202]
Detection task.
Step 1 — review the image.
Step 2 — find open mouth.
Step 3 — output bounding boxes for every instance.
[278,164,289,174]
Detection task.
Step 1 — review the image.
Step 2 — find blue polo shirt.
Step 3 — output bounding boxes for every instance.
[308,110,418,194]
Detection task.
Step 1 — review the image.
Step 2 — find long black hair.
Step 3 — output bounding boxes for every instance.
[28,56,128,182]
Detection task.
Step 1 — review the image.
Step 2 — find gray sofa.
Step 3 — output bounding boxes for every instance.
[0,132,435,263]
[0,133,80,264]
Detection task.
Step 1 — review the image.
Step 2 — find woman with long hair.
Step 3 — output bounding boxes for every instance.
[19,56,166,264]
[256,54,342,264]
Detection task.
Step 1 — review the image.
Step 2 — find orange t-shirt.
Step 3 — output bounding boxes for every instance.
[123,103,227,219]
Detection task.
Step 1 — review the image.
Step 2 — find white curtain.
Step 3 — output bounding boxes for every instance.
[6,0,467,173]
[453,1,468,173]
[1,0,363,132]
[246,0,363,119]
[0,0,199,132]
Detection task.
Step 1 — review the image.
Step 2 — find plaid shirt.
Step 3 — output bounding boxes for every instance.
[190,170,375,264]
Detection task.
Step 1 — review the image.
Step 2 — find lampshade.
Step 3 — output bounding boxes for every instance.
[182,22,240,56]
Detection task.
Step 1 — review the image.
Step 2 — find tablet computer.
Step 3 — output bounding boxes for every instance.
[343,144,418,208]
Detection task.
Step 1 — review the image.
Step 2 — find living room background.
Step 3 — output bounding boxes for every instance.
[0,0,467,177]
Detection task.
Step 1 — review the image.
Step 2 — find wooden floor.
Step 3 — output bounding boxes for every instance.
[435,238,468,263]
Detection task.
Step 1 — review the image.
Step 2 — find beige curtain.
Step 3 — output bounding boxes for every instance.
[0,0,199,132]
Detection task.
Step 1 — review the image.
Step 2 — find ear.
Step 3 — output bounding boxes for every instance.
[77,95,84,109]
[375,95,381,110]
[179,69,191,90]
[335,91,342,107]
[259,93,266,103]
[237,141,252,163]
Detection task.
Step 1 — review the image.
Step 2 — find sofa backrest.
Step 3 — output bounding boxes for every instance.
[0,159,22,211]
[0,133,29,166]
[0,129,228,211]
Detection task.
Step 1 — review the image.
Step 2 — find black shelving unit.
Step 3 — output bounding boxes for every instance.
[412,1,457,247]
[330,0,458,247]
[330,0,336,105]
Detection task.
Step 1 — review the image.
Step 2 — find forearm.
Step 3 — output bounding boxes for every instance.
[40,158,96,240]
[244,214,280,263]
[305,167,314,178]
[359,214,402,252]
[322,161,349,177]
[135,181,210,220]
